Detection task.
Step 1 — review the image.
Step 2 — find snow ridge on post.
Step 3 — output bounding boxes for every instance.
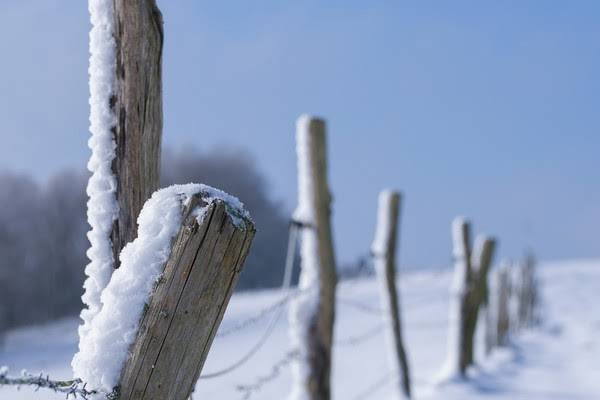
[77,0,118,355]
[372,190,411,399]
[289,115,337,400]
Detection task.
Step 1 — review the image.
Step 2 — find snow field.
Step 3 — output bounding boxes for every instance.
[1,260,599,399]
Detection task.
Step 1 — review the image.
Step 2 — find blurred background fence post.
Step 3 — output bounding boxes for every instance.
[442,217,473,377]
[289,116,337,400]
[372,190,411,398]
[517,253,537,328]
[495,263,511,346]
[465,235,496,366]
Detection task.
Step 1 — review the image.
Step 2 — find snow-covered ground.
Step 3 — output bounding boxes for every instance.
[1,259,599,399]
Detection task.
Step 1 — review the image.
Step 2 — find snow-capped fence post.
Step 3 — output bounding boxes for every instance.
[289,115,338,400]
[117,190,255,400]
[371,190,411,399]
[495,263,511,346]
[440,217,473,378]
[111,0,164,267]
[464,235,496,366]
[440,219,496,379]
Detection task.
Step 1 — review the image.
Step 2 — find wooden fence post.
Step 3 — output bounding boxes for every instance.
[111,0,164,267]
[372,190,411,398]
[118,192,255,400]
[517,253,536,328]
[495,263,511,346]
[289,115,337,400]
[441,217,473,378]
[464,235,496,366]
[442,218,497,378]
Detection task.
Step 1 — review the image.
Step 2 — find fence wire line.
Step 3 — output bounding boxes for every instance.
[337,297,384,315]
[216,292,294,338]
[336,323,385,346]
[235,349,299,400]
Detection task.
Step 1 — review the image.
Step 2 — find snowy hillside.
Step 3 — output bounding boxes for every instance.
[1,259,599,400]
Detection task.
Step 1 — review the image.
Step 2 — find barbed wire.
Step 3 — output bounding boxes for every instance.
[336,323,385,346]
[199,302,285,379]
[337,297,384,315]
[235,349,299,400]
[0,368,116,400]
[216,291,296,338]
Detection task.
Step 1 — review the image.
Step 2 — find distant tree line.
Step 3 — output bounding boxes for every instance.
[0,148,289,333]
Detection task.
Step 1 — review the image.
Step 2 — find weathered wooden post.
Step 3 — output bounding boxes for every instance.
[79,0,164,337]
[440,217,472,379]
[111,0,164,267]
[517,253,536,328]
[440,218,496,379]
[289,115,337,400]
[74,186,255,399]
[464,235,496,366]
[495,263,511,346]
[371,190,411,399]
[118,190,255,400]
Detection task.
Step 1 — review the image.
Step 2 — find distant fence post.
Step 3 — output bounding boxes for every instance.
[371,190,411,399]
[118,192,255,400]
[517,253,537,328]
[289,115,337,400]
[465,235,496,366]
[441,218,497,379]
[495,263,511,346]
[440,217,473,378]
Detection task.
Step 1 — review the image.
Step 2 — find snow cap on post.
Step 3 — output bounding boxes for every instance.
[372,189,401,258]
[293,114,328,226]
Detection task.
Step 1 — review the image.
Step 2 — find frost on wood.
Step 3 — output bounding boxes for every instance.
[289,115,336,400]
[72,184,250,393]
[78,0,118,357]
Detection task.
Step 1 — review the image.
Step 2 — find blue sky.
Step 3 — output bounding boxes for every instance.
[0,1,598,267]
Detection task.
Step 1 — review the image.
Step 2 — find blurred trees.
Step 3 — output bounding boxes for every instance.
[161,148,289,290]
[0,148,289,333]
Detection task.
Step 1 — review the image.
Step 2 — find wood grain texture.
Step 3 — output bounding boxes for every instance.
[118,193,255,400]
[372,192,411,398]
[111,0,164,267]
